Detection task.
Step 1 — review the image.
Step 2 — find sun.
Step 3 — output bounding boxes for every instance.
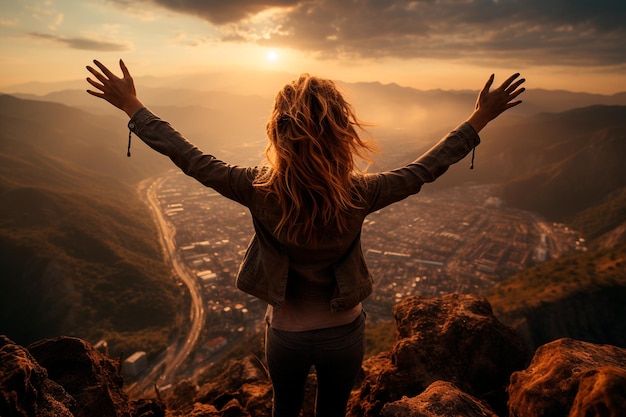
[266,50,279,61]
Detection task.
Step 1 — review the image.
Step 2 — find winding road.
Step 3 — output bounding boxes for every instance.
[128,176,206,396]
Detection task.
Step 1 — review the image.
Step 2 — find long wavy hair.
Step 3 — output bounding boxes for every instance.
[254,74,375,245]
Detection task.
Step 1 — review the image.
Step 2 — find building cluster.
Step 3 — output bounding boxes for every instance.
[153,173,585,331]
[154,173,263,362]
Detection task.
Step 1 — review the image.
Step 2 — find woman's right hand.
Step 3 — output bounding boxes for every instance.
[86,59,144,118]
[466,73,526,133]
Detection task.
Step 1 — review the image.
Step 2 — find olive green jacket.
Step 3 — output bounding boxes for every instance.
[129,107,480,312]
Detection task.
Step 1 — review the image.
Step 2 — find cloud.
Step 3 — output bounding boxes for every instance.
[0,18,20,27]
[111,0,626,66]
[29,32,132,51]
[108,0,297,24]
[152,0,297,25]
[49,13,64,31]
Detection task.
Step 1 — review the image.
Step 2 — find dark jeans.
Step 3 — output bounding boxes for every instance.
[265,311,365,417]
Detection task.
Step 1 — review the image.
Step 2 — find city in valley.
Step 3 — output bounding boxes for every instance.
[135,169,584,387]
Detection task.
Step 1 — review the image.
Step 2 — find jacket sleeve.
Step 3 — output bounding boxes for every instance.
[366,122,480,213]
[128,107,257,207]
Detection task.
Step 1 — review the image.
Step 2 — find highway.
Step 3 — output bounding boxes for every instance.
[128,176,206,397]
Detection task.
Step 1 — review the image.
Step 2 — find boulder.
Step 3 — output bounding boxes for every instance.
[166,355,273,417]
[508,338,626,417]
[132,398,166,417]
[349,294,529,416]
[380,380,498,417]
[184,403,220,416]
[164,379,199,414]
[1,335,164,417]
[28,336,132,417]
[570,366,626,417]
[0,335,74,417]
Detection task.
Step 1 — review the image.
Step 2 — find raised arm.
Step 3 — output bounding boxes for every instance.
[86,59,144,118]
[465,73,525,133]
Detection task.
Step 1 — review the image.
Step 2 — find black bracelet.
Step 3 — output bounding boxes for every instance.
[127,128,132,157]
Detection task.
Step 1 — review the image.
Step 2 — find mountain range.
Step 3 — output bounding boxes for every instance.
[0,79,625,357]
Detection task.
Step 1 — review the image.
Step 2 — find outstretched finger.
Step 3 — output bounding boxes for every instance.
[86,65,109,84]
[93,59,117,80]
[508,87,525,101]
[86,77,104,91]
[86,89,105,99]
[499,73,521,90]
[481,74,495,97]
[476,74,494,109]
[505,100,523,110]
[119,59,131,79]
[505,78,526,94]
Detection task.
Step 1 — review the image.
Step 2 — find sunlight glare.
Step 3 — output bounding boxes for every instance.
[266,50,279,61]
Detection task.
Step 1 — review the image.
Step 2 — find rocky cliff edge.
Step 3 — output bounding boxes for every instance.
[2,293,625,417]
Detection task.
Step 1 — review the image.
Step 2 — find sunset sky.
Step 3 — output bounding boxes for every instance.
[1,0,625,94]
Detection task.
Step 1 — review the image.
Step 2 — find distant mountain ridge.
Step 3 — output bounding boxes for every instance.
[6,78,626,149]
[0,94,171,179]
[409,104,626,224]
[5,72,625,113]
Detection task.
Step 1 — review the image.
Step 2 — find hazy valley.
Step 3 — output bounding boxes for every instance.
[1,74,625,397]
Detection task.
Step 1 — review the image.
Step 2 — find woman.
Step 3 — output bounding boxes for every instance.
[86,60,525,417]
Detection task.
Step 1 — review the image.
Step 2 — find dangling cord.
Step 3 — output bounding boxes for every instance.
[469,147,475,170]
[127,128,132,157]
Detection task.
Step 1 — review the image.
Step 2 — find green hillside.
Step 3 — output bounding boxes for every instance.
[496,106,626,221]
[0,95,183,358]
[489,243,625,312]
[424,105,626,223]
[568,187,626,242]
[487,164,626,351]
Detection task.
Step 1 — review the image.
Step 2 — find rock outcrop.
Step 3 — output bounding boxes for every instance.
[2,294,625,417]
[165,355,274,417]
[348,293,529,417]
[380,381,499,417]
[508,338,626,417]
[27,337,132,417]
[0,335,164,417]
[0,335,74,417]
